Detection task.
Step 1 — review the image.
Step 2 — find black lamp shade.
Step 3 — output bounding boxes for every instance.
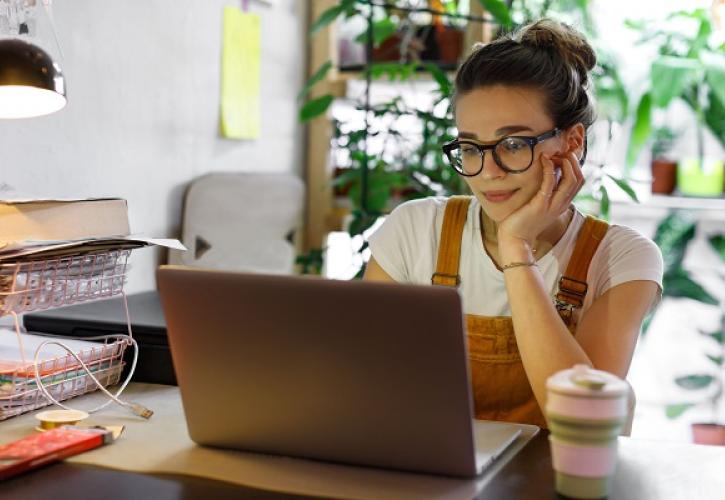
[0,38,66,118]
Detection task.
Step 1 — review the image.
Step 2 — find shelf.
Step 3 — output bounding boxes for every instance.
[613,194,725,212]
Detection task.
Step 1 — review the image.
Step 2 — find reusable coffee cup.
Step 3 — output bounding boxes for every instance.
[546,364,628,499]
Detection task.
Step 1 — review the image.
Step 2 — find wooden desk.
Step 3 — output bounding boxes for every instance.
[4,431,725,500]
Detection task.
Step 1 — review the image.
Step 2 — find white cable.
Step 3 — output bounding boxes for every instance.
[19,290,153,419]
[31,334,151,417]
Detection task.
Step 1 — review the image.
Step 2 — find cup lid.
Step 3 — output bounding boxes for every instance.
[546,364,628,398]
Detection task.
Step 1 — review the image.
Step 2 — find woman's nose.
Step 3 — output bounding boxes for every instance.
[480,152,507,180]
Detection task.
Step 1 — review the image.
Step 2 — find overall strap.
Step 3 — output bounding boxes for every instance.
[432,196,472,287]
[555,214,609,326]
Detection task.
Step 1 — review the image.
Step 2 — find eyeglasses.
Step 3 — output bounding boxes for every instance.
[442,128,561,176]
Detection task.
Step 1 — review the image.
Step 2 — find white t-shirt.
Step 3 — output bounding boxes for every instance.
[368,197,663,320]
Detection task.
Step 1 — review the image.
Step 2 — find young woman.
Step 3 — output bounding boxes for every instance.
[364,19,663,430]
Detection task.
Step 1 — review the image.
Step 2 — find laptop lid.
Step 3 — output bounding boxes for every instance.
[157,265,511,477]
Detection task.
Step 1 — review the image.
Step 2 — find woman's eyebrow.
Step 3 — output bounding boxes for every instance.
[495,125,534,136]
[458,125,535,141]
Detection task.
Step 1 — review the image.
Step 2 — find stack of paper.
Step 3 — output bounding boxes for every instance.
[0,235,184,261]
[0,329,127,415]
[0,329,121,378]
[0,198,185,261]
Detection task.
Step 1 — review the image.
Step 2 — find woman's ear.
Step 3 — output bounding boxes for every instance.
[565,123,586,162]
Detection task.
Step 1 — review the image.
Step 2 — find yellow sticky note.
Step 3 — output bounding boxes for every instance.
[220,6,261,139]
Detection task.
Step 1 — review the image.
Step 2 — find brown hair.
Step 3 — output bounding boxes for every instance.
[454,19,597,131]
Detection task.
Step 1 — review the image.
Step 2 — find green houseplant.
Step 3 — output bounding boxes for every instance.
[299,1,486,276]
[625,9,725,196]
[648,211,724,444]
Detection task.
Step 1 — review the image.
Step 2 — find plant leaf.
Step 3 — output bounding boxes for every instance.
[297,61,332,101]
[704,88,725,150]
[702,50,725,110]
[709,235,725,262]
[348,210,380,237]
[354,17,397,47]
[599,185,610,221]
[706,355,723,366]
[650,56,701,108]
[299,94,334,122]
[606,174,639,202]
[478,0,513,29]
[675,374,715,390]
[310,4,345,37]
[707,331,725,345]
[626,93,652,170]
[665,403,696,419]
[424,63,452,96]
[663,268,718,304]
[653,211,696,270]
[641,313,653,336]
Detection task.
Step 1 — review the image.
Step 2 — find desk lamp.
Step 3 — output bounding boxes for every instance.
[0,38,66,118]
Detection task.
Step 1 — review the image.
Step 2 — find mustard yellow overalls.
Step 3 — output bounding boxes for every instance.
[432,196,609,427]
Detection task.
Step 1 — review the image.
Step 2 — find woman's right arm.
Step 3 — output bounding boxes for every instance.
[363,257,396,282]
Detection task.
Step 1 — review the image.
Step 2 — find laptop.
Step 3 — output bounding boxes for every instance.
[156,265,524,478]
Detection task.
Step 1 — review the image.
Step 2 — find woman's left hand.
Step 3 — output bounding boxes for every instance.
[496,151,584,257]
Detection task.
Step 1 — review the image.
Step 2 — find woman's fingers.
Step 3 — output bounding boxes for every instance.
[550,154,576,210]
[569,151,585,189]
[538,155,558,202]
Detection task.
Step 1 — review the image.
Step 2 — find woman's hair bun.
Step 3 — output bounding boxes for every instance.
[514,19,596,85]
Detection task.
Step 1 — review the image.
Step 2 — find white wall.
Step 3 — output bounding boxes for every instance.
[0,0,307,292]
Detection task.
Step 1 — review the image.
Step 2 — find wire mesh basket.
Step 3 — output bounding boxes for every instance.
[0,249,131,316]
[0,249,133,420]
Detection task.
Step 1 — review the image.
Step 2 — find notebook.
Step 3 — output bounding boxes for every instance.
[156,265,529,478]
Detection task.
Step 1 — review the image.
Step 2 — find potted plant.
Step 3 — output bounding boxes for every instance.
[647,211,724,444]
[650,126,679,195]
[625,9,725,197]
[665,231,725,445]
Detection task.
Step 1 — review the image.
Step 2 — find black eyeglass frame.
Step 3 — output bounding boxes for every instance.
[442,127,562,176]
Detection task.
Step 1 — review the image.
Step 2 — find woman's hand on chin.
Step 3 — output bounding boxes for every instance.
[496,151,584,259]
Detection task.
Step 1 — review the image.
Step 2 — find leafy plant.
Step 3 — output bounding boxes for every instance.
[327,61,465,277]
[625,9,725,171]
[651,211,718,308]
[295,248,325,275]
[646,211,724,422]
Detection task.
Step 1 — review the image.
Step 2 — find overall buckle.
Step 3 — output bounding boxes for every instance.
[431,272,460,286]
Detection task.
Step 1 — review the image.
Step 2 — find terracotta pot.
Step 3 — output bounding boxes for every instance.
[651,159,677,194]
[332,167,353,197]
[371,25,463,65]
[435,26,463,65]
[692,423,725,446]
[371,34,403,62]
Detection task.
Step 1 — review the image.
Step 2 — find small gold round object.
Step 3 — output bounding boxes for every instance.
[35,409,90,431]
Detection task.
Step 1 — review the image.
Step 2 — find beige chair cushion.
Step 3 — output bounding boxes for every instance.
[168,173,304,274]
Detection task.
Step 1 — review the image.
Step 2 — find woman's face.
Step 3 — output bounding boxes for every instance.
[454,85,569,223]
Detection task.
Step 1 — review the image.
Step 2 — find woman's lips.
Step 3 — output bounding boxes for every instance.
[482,189,518,203]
